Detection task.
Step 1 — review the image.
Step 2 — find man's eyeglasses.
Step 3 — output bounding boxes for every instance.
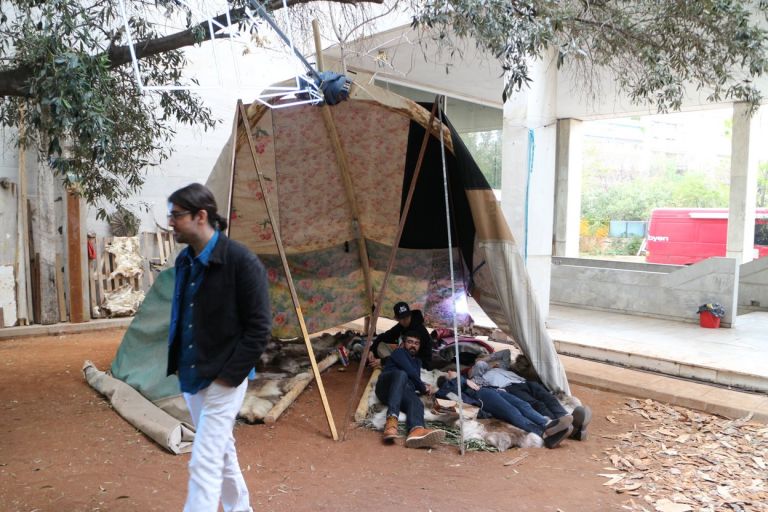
[167,210,192,220]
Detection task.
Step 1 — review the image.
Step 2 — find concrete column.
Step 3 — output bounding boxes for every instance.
[553,118,583,257]
[500,50,558,316]
[727,102,759,263]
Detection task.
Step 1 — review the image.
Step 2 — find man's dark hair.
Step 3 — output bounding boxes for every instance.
[436,375,447,388]
[403,330,421,341]
[168,183,228,231]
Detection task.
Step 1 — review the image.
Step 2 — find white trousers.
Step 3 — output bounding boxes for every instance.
[183,379,252,512]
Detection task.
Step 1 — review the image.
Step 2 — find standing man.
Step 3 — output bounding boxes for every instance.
[375,331,445,448]
[166,183,271,512]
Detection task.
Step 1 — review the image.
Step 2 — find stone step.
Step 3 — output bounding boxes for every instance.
[562,355,768,423]
[554,337,768,393]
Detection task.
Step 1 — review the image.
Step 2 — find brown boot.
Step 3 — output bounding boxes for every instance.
[405,427,445,449]
[382,416,399,443]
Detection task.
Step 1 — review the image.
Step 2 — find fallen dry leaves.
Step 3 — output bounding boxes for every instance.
[598,398,767,512]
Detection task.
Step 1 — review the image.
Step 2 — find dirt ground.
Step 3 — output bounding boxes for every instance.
[1,329,647,511]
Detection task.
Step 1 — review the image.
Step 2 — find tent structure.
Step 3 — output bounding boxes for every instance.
[206,72,570,392]
[85,71,570,452]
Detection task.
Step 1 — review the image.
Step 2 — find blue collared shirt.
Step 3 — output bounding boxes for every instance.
[175,230,219,394]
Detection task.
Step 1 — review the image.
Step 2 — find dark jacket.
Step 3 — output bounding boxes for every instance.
[373,309,433,369]
[167,234,271,386]
[382,347,427,394]
[435,376,482,407]
[435,377,491,418]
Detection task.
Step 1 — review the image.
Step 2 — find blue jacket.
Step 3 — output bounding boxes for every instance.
[167,234,271,386]
[382,347,427,394]
[174,230,219,393]
[435,377,492,418]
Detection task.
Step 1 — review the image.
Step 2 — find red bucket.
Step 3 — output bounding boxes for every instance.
[699,310,721,328]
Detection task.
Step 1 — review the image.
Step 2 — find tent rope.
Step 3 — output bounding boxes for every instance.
[437,96,466,455]
[340,101,441,441]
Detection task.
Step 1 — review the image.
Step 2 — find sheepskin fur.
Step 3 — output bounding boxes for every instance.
[238,331,358,424]
[364,368,546,451]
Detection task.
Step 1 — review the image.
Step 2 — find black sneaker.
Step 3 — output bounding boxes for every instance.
[570,428,588,442]
[543,414,572,437]
[570,405,592,441]
[544,425,573,449]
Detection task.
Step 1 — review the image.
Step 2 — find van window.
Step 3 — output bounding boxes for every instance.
[755,221,768,246]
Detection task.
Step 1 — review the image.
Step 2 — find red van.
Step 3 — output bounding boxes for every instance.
[645,208,768,264]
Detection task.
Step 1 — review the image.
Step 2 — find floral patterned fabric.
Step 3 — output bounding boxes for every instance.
[228,101,409,256]
[263,239,470,338]
[204,85,570,395]
[259,242,366,338]
[228,108,281,255]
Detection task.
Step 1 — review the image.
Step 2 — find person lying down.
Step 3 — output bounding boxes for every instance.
[437,350,592,448]
[366,346,592,451]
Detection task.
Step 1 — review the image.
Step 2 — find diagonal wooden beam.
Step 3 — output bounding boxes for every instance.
[340,100,441,441]
[237,101,339,441]
[318,106,376,316]
[312,20,375,320]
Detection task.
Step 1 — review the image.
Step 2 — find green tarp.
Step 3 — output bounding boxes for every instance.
[110,268,179,402]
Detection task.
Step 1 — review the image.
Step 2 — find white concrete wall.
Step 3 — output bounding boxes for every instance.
[0,265,15,326]
[500,52,558,316]
[0,128,20,267]
[0,47,298,240]
[550,257,739,327]
[556,62,768,121]
[0,43,298,324]
[86,44,299,235]
[739,257,768,313]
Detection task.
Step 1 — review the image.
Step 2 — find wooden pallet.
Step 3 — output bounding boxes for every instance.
[89,231,177,318]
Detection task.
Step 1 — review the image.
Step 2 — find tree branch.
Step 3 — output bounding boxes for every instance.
[0,0,382,97]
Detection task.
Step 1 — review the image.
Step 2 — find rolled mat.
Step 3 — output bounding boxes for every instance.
[83,360,194,454]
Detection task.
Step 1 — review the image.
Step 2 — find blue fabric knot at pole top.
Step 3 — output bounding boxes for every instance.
[247,1,351,106]
[300,71,352,106]
[317,71,352,105]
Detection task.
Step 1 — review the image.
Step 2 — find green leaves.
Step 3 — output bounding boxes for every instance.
[0,0,218,217]
[413,0,768,113]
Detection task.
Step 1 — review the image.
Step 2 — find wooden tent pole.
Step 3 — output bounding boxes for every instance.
[237,100,339,441]
[340,100,441,441]
[319,107,375,313]
[311,19,325,72]
[312,20,375,321]
[225,102,240,238]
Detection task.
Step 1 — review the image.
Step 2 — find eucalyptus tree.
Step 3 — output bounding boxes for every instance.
[413,0,768,111]
[1,0,767,214]
[0,0,381,215]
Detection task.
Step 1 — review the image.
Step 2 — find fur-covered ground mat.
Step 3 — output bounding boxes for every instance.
[358,368,583,452]
[238,331,356,424]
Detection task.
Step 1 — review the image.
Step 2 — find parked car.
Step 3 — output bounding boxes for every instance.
[645,208,768,264]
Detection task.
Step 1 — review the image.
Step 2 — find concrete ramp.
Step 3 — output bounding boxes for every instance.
[739,256,768,314]
[551,257,738,326]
